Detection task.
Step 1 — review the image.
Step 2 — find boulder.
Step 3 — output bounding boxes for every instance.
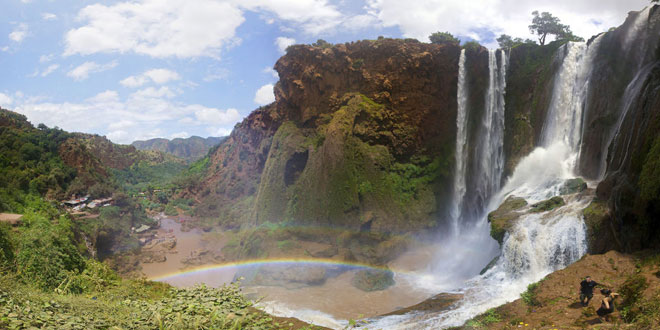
[237,265,328,289]
[351,268,395,292]
[488,196,528,244]
[560,178,587,195]
[530,196,565,213]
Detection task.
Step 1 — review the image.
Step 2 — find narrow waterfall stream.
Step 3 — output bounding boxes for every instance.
[450,49,469,234]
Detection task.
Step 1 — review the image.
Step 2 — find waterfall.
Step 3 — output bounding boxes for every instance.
[371,43,598,330]
[598,62,657,177]
[622,6,650,52]
[542,37,603,156]
[474,49,507,214]
[462,49,508,223]
[450,49,469,233]
[596,6,654,179]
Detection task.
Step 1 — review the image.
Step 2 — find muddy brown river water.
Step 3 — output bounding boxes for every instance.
[140,216,438,324]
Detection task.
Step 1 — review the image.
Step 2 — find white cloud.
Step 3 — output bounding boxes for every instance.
[107,130,129,141]
[0,93,13,107]
[212,127,233,136]
[40,64,59,77]
[9,23,28,43]
[131,86,177,99]
[67,61,118,81]
[39,54,55,63]
[87,90,120,103]
[42,13,57,20]
[275,36,295,54]
[64,0,245,58]
[108,120,136,130]
[192,105,241,125]
[170,131,190,139]
[239,0,343,34]
[263,66,278,79]
[11,89,243,144]
[120,68,181,88]
[254,84,275,105]
[366,0,650,47]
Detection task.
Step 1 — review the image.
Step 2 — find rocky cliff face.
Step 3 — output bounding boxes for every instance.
[581,6,660,251]
[192,38,464,233]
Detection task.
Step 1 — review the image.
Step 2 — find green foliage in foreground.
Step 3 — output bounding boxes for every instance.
[0,275,313,330]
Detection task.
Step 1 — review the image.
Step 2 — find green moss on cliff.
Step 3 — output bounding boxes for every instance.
[488,196,527,244]
[249,94,446,232]
[639,136,660,201]
[530,196,565,213]
[503,41,565,175]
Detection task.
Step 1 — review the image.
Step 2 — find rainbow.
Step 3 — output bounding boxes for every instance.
[149,257,398,282]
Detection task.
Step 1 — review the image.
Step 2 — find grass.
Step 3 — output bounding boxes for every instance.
[464,308,502,328]
[521,281,542,306]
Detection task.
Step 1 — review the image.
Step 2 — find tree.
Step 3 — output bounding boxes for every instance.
[557,29,585,43]
[429,31,460,45]
[528,11,579,45]
[497,34,536,49]
[312,39,332,49]
[497,34,514,49]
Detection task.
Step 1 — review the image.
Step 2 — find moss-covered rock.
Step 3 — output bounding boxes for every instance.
[582,200,618,253]
[530,196,565,213]
[351,268,394,292]
[237,265,328,289]
[479,256,500,275]
[559,178,587,195]
[488,196,528,244]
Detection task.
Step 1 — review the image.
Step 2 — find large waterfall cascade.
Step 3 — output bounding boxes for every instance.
[372,26,631,330]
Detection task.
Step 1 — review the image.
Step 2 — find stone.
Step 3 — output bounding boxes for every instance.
[488,196,528,244]
[530,196,565,213]
[560,178,587,195]
[351,268,395,292]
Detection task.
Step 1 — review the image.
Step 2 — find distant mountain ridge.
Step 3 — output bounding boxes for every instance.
[131,136,226,162]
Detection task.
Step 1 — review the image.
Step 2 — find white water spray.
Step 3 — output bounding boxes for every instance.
[450,49,469,233]
[543,37,603,155]
[469,49,508,219]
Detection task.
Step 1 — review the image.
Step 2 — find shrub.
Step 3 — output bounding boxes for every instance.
[0,223,14,271]
[15,215,85,290]
[619,274,649,322]
[521,281,541,306]
[429,31,460,44]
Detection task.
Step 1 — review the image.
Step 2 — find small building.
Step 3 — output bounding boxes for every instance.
[134,224,151,234]
[62,195,89,207]
[0,213,23,226]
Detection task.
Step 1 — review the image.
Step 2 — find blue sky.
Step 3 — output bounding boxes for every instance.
[0,0,650,144]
